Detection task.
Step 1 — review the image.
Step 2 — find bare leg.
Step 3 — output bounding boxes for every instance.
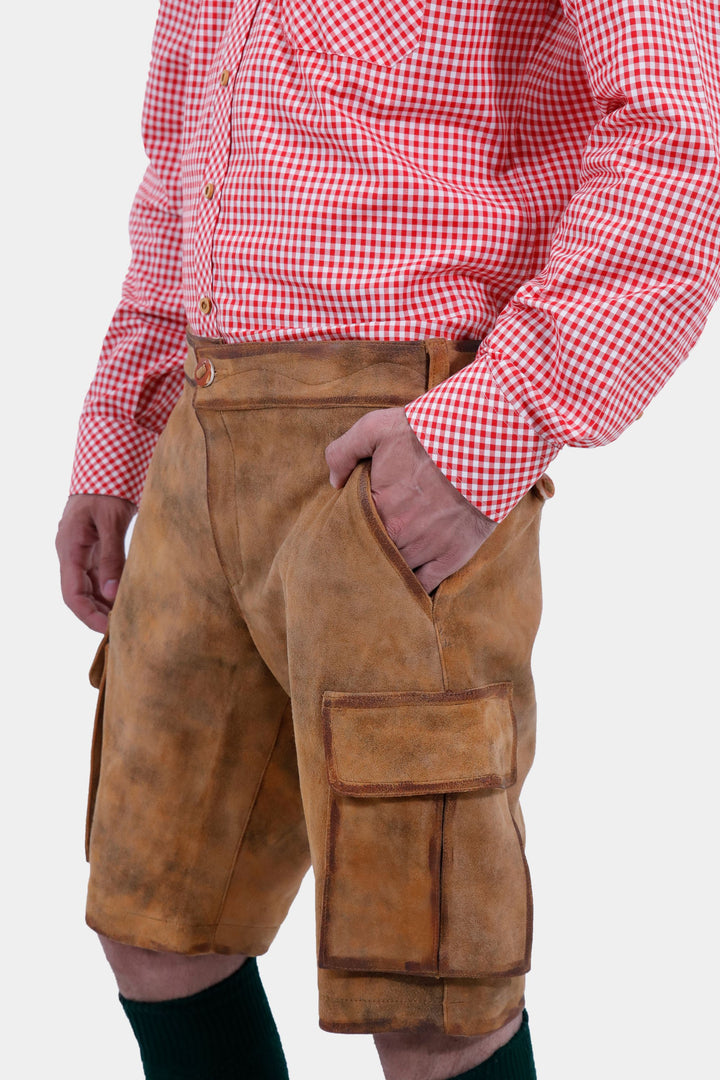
[374,1011,523,1080]
[98,934,248,1002]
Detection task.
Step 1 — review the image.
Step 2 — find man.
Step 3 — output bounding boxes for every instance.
[55,1,720,1077]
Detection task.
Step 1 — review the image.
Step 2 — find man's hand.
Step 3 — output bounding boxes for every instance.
[326,407,496,593]
[56,494,137,633]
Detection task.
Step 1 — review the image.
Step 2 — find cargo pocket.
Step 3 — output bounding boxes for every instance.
[281,0,426,67]
[318,684,532,978]
[85,630,109,861]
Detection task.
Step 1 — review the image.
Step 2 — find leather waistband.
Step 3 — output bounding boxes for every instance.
[185,331,479,393]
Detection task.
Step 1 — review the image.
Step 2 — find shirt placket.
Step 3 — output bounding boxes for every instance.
[193,0,264,338]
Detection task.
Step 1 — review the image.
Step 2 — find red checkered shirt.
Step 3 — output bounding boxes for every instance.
[70,0,720,521]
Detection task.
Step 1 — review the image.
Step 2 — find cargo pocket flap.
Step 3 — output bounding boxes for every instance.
[322,684,516,796]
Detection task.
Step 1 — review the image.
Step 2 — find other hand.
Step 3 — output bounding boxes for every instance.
[325,407,496,593]
[56,494,137,633]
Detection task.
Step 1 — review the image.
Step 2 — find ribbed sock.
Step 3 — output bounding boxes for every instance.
[119,957,288,1079]
[452,1011,536,1079]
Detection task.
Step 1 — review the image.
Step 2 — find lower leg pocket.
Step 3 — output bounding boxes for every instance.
[317,684,532,979]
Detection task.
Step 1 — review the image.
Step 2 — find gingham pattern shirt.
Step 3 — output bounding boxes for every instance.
[70,0,720,520]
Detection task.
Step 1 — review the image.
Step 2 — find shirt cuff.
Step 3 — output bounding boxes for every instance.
[405,347,560,522]
[69,413,160,506]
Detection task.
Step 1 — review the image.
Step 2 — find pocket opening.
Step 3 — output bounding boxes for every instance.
[355,463,432,616]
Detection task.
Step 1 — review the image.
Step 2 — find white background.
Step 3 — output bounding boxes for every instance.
[1,1,718,1077]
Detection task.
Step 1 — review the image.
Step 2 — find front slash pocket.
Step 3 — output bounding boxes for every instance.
[280,0,426,67]
[85,630,109,861]
[354,462,432,617]
[318,685,532,978]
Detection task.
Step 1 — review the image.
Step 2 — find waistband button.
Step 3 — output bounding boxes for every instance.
[194,360,215,387]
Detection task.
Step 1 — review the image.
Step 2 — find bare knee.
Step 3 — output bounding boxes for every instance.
[373,1012,523,1080]
[98,934,247,1002]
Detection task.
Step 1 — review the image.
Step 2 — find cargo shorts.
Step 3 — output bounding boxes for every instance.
[85,334,553,1036]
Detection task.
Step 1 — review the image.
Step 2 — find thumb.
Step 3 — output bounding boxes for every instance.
[325,413,381,488]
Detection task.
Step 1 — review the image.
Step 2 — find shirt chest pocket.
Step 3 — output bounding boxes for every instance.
[280,0,426,67]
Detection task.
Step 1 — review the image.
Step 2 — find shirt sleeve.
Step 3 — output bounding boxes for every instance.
[406,0,720,523]
[69,0,195,505]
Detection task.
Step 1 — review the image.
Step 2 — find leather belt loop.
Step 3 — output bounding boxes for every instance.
[424,338,451,390]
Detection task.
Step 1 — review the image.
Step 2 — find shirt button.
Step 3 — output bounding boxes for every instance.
[199,296,213,315]
[220,69,231,86]
[204,182,215,200]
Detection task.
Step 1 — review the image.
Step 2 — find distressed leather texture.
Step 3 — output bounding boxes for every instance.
[85,336,552,1035]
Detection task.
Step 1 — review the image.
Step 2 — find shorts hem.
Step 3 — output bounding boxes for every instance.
[86,903,280,956]
[318,997,525,1036]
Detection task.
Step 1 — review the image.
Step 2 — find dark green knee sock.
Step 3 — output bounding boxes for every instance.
[119,957,288,1080]
[452,1011,536,1080]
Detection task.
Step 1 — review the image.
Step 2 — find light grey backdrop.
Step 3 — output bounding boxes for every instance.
[2,1,718,1076]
